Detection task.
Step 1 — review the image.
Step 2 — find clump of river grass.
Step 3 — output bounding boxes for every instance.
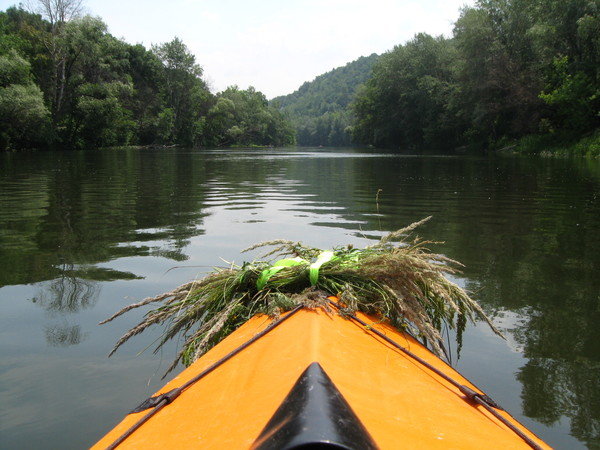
[102,217,501,373]
[512,130,600,158]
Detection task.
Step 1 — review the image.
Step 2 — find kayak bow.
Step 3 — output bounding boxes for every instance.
[93,304,549,449]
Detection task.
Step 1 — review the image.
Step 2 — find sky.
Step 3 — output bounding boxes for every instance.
[3,0,475,98]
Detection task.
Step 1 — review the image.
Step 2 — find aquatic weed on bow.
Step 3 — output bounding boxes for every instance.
[101,217,502,375]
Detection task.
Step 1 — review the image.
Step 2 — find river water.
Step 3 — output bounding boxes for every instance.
[0,148,599,449]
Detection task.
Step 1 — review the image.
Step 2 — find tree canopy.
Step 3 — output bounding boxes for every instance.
[0,5,294,150]
[352,0,599,152]
[1,0,598,153]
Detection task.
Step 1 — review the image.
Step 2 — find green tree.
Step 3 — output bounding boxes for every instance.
[529,0,600,133]
[0,5,293,150]
[126,44,167,144]
[352,0,599,151]
[205,86,294,147]
[57,17,135,147]
[70,81,134,147]
[540,55,599,132]
[27,0,83,123]
[353,34,459,149]
[152,37,212,146]
[453,3,543,143]
[0,49,49,149]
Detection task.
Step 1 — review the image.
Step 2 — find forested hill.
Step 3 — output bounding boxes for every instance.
[271,54,378,146]
[352,0,599,155]
[274,0,598,156]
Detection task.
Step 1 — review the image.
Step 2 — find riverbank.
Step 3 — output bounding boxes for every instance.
[101,144,281,151]
[507,130,600,158]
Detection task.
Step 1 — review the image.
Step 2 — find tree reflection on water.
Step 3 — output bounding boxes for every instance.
[31,268,99,314]
[30,267,99,347]
[45,324,88,347]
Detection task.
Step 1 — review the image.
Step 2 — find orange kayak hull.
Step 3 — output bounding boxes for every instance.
[93,307,549,449]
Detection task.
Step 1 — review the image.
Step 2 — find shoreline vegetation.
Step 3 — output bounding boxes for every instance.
[275,0,599,158]
[512,130,600,158]
[1,0,598,157]
[0,2,295,152]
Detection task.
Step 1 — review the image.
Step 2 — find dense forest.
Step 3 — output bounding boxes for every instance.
[1,0,598,154]
[0,2,295,150]
[271,54,378,146]
[352,0,599,154]
[272,0,598,155]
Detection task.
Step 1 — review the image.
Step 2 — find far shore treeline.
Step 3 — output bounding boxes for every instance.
[274,0,599,156]
[1,0,599,155]
[0,4,295,151]
[350,0,599,156]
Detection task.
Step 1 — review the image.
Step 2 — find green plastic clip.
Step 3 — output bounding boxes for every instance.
[256,257,306,290]
[309,251,336,286]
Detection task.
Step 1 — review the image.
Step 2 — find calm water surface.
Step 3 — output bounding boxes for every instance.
[1,148,599,449]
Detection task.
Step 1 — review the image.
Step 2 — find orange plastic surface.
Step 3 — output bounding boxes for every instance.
[93,308,549,449]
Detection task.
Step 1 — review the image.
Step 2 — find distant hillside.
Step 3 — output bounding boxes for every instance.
[271,53,378,146]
